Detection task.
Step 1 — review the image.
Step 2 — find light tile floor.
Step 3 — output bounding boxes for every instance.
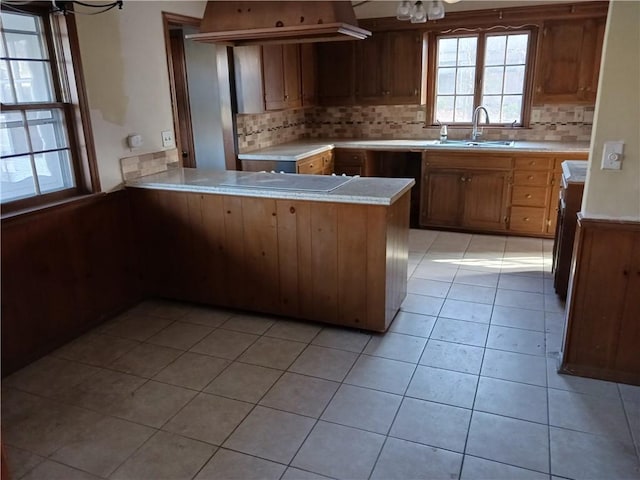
[3,230,640,480]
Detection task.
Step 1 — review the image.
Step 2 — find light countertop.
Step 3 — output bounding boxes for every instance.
[562,160,589,184]
[238,138,591,162]
[126,168,415,206]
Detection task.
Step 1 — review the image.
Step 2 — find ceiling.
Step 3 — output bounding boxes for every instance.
[352,0,596,18]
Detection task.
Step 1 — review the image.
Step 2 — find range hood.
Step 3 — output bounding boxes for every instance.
[186,1,371,46]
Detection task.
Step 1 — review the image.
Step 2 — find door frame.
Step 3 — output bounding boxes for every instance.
[162,12,199,168]
[162,12,238,171]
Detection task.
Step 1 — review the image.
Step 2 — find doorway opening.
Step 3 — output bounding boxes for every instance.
[162,12,233,171]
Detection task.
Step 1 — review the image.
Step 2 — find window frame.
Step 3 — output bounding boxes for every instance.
[0,2,99,214]
[426,26,538,128]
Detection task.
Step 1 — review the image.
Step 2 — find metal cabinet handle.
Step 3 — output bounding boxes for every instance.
[527,175,534,180]
[460,176,466,182]
[524,217,530,222]
[526,194,532,199]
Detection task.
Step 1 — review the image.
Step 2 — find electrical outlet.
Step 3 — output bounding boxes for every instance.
[416,111,426,122]
[161,130,174,148]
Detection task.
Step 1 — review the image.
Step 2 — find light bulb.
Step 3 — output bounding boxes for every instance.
[396,0,412,20]
[410,1,427,23]
[427,0,445,20]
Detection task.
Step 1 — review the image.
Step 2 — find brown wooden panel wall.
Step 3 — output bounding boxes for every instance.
[1,191,141,376]
[130,188,410,332]
[561,217,640,385]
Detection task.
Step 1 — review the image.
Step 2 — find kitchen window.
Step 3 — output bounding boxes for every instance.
[0,5,97,212]
[429,30,535,126]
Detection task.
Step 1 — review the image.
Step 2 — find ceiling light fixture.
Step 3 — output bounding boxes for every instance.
[396,0,460,22]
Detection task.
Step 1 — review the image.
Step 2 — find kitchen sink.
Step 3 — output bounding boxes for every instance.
[434,139,516,147]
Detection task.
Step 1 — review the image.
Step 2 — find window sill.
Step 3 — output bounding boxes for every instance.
[1,192,108,224]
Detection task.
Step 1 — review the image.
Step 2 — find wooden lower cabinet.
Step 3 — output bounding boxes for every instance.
[334,149,378,177]
[130,188,410,332]
[421,169,463,227]
[297,150,333,175]
[561,217,640,385]
[421,153,510,232]
[241,151,333,175]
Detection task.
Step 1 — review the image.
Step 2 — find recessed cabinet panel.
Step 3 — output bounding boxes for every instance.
[463,171,509,231]
[317,41,356,105]
[534,17,606,104]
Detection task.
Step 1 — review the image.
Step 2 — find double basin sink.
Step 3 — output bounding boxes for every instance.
[432,139,516,148]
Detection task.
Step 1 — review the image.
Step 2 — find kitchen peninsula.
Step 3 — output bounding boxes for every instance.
[127,169,414,332]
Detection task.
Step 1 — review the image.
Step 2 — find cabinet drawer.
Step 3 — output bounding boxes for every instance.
[512,186,549,207]
[425,155,512,170]
[513,171,550,186]
[297,156,324,175]
[510,206,546,233]
[514,157,553,170]
[335,150,365,166]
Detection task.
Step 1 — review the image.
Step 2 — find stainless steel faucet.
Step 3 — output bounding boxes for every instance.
[471,106,490,141]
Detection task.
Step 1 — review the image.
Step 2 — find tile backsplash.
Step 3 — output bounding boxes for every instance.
[236,107,308,152]
[120,148,179,181]
[236,104,594,152]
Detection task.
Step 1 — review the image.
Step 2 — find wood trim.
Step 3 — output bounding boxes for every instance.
[1,192,106,224]
[426,26,537,126]
[59,8,101,194]
[169,29,197,168]
[162,12,201,169]
[218,46,240,170]
[359,2,609,32]
[577,213,640,229]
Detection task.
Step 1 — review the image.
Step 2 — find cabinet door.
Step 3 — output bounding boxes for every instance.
[356,33,386,102]
[262,44,286,110]
[317,41,355,105]
[386,31,422,103]
[462,171,509,231]
[262,44,301,110]
[421,169,464,227]
[534,18,605,104]
[283,44,301,107]
[300,43,317,106]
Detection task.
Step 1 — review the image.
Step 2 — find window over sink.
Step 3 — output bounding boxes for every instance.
[429,29,535,127]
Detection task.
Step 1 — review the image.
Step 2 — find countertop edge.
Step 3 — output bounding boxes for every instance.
[237,139,590,162]
[126,179,415,206]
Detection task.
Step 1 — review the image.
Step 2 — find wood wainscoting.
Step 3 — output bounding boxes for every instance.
[1,191,142,376]
[130,188,409,333]
[561,215,640,385]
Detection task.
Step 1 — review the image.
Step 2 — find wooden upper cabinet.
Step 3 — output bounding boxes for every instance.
[356,34,386,102]
[356,30,423,104]
[262,44,302,110]
[317,41,356,105]
[300,43,317,106]
[385,31,423,103]
[533,17,606,104]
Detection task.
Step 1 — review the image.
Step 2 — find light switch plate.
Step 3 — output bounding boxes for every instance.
[161,130,174,148]
[601,141,624,170]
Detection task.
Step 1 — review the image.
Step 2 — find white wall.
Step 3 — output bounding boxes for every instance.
[581,0,640,220]
[75,1,206,191]
[183,27,226,171]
